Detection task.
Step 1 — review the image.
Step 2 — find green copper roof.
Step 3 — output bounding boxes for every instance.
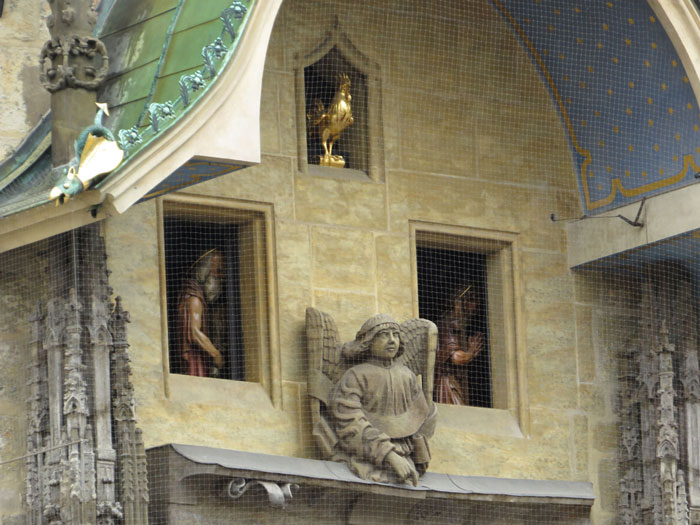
[100,0,255,163]
[0,0,255,218]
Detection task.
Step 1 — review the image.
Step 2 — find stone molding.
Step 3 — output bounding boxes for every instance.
[146,443,593,524]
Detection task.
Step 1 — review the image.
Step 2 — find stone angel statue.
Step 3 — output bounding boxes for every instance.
[306,308,438,486]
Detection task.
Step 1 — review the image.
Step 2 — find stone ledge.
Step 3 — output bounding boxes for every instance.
[150,443,594,506]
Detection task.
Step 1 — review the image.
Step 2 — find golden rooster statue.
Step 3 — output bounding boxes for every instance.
[307,73,354,168]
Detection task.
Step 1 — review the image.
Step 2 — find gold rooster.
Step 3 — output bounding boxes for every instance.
[307,73,354,168]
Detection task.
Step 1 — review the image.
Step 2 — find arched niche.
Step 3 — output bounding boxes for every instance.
[293,21,384,182]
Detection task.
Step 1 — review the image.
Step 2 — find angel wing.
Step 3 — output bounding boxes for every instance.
[305,307,345,458]
[396,318,438,403]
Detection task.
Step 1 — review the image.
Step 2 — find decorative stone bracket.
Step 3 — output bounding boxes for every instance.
[224,478,298,508]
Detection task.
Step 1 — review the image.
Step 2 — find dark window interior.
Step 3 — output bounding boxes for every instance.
[164,218,245,380]
[417,246,492,407]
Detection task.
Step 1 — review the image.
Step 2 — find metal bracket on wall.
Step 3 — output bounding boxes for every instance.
[224,477,298,508]
[550,197,646,228]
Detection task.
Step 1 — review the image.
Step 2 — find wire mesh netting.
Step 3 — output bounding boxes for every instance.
[3,0,700,524]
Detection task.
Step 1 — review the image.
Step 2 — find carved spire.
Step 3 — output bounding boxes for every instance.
[25,226,148,523]
[110,296,149,524]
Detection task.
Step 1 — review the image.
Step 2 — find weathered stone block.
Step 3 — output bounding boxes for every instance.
[0,48,50,159]
[375,234,414,320]
[188,155,296,221]
[295,175,387,229]
[312,289,377,343]
[311,227,376,293]
[576,305,595,383]
[527,346,578,409]
[525,301,576,356]
[572,414,589,479]
[591,422,618,453]
[396,90,477,176]
[521,251,574,305]
[597,457,619,512]
[578,383,607,415]
[275,221,313,382]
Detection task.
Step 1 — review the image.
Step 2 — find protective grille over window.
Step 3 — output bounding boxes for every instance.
[3,0,700,524]
[163,217,244,379]
[417,245,492,408]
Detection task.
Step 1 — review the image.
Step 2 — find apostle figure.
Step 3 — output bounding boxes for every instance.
[434,284,484,405]
[177,248,226,377]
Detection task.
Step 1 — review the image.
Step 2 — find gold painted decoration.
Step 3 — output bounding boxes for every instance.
[307,73,354,168]
[49,102,124,205]
[77,133,125,185]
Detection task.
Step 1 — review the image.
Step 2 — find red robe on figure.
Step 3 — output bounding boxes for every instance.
[177,279,209,377]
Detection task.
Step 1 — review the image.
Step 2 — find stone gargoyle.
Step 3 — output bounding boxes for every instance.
[306,308,438,486]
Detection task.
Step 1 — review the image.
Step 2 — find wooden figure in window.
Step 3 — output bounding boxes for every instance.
[306,309,437,486]
[177,248,226,377]
[434,284,485,405]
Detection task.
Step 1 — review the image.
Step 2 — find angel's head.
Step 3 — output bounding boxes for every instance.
[343,313,404,362]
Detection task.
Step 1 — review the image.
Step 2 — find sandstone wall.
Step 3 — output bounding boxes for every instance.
[103,1,620,523]
[0,1,50,163]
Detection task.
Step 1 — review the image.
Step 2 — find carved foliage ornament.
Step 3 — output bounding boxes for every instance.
[40,36,109,93]
[41,0,107,93]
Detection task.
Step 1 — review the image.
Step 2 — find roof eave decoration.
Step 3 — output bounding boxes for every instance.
[113,1,252,162]
[98,0,282,215]
[0,0,284,254]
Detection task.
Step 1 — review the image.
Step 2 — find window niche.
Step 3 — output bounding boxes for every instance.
[417,246,493,407]
[158,197,274,392]
[411,223,522,420]
[294,25,384,181]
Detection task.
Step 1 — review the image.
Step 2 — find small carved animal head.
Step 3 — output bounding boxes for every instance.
[49,166,83,205]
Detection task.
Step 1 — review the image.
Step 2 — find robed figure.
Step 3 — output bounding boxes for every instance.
[177,249,226,377]
[434,284,484,405]
[306,309,438,486]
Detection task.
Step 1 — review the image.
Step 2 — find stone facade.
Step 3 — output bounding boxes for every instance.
[0,1,50,163]
[2,0,679,523]
[101,0,615,523]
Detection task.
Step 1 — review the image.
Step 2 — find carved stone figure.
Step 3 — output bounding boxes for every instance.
[177,249,226,377]
[307,73,354,168]
[434,285,484,405]
[306,309,437,486]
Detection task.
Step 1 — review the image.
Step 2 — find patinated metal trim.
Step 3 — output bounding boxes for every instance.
[116,1,253,155]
